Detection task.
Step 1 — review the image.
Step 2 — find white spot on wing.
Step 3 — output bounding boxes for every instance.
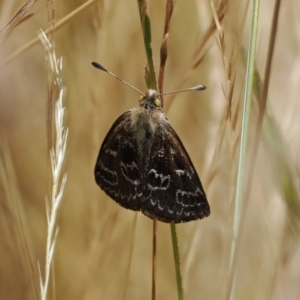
[105,149,117,157]
[176,188,203,206]
[147,169,170,191]
[157,148,164,157]
[97,161,118,185]
[120,161,140,185]
[170,147,176,155]
[175,169,192,179]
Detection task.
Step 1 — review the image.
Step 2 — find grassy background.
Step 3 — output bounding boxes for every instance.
[1,0,300,299]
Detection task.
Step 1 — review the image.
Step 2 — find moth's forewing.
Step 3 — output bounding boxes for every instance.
[95,112,144,211]
[141,122,210,223]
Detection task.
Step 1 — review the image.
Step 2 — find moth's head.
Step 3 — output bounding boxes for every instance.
[139,89,162,108]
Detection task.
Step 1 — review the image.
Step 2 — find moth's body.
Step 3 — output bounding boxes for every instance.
[130,90,167,156]
[95,90,210,223]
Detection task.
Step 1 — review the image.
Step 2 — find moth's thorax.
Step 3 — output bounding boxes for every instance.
[129,92,168,154]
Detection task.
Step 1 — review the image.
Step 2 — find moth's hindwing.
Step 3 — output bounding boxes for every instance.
[141,123,210,223]
[95,112,144,211]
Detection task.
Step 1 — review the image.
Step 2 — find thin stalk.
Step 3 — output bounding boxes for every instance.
[0,0,36,40]
[137,2,158,299]
[137,0,157,90]
[228,0,260,299]
[152,220,157,300]
[158,0,175,103]
[137,3,183,300]
[245,0,282,296]
[171,223,183,300]
[158,2,184,298]
[123,213,138,300]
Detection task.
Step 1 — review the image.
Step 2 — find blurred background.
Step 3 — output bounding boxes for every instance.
[0,0,300,299]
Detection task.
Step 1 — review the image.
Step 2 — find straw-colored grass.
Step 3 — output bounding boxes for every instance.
[0,0,299,299]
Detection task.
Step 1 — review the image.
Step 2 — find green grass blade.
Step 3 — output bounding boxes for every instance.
[137,0,157,90]
[228,0,260,299]
[170,223,183,300]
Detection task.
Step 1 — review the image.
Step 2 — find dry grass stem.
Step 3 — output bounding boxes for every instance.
[0,0,36,41]
[158,0,175,99]
[0,0,100,67]
[122,212,138,300]
[0,137,39,300]
[38,30,68,300]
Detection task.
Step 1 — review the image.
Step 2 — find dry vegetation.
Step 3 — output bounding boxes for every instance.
[0,0,300,299]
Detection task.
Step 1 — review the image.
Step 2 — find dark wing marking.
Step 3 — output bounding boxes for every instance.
[141,123,210,223]
[94,112,144,211]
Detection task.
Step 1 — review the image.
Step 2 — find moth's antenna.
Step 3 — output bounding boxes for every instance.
[92,62,205,98]
[156,85,206,97]
[92,62,145,97]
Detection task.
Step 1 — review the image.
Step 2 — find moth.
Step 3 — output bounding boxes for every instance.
[92,62,210,223]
